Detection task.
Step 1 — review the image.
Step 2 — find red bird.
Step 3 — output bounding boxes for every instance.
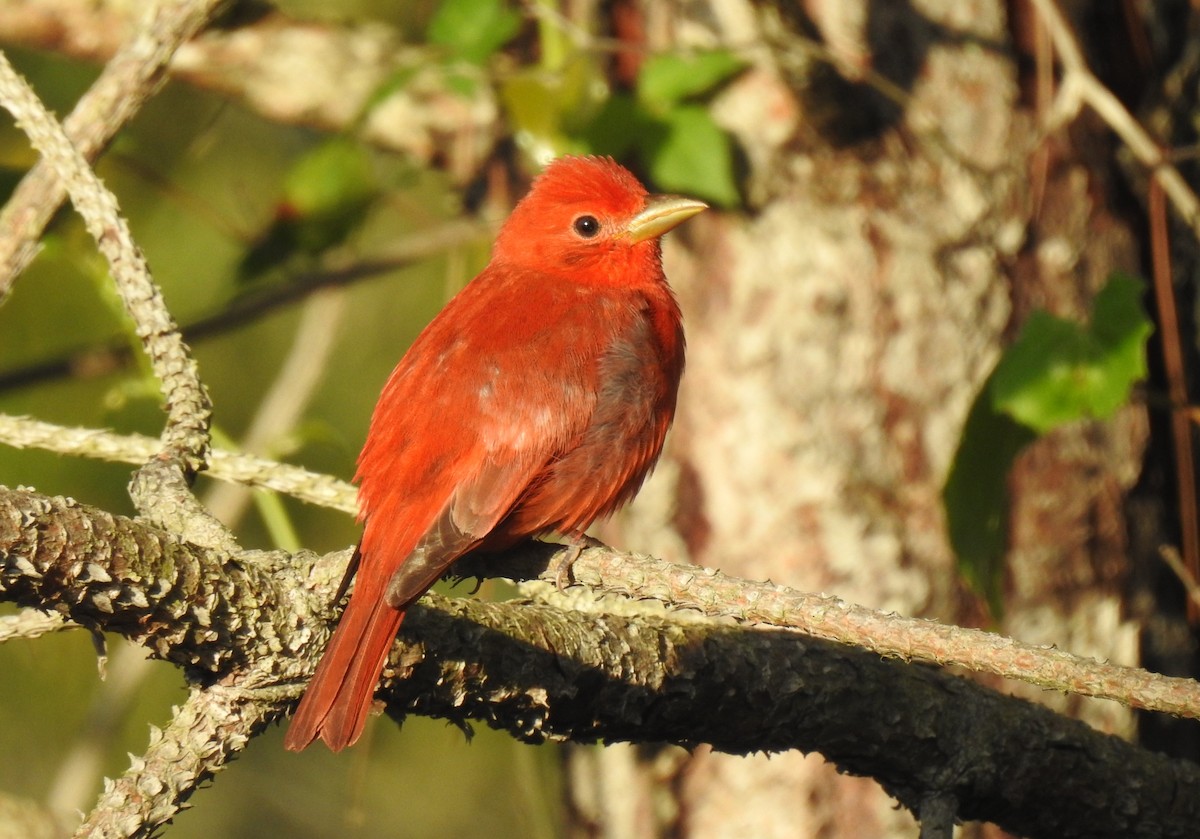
[284,155,706,752]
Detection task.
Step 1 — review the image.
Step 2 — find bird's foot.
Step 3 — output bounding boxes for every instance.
[554,533,604,590]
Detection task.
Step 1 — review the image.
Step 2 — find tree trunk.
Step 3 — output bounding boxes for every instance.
[569,1,1150,835]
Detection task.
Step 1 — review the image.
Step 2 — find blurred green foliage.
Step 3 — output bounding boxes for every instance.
[427,0,522,64]
[237,139,380,281]
[579,51,744,207]
[944,273,1152,616]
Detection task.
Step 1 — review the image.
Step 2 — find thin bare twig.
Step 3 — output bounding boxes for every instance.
[1029,0,1200,236]
[1147,176,1200,621]
[1160,545,1200,612]
[0,414,357,514]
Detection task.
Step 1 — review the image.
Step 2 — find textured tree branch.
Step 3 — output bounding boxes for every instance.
[387,596,1200,839]
[0,414,358,514]
[0,51,228,550]
[73,681,276,839]
[5,409,1198,725]
[0,0,224,298]
[0,605,73,642]
[0,486,318,675]
[0,0,500,182]
[3,484,1199,838]
[459,543,1200,721]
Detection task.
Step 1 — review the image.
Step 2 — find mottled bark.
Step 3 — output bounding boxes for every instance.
[2,486,1198,839]
[587,0,1153,837]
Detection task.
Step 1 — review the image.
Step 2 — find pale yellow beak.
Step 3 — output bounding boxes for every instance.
[625,195,708,243]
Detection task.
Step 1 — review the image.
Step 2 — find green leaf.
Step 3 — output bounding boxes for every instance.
[643,106,740,207]
[943,387,1038,619]
[283,139,377,256]
[1091,271,1154,407]
[990,274,1151,433]
[637,50,745,109]
[239,140,378,280]
[944,272,1151,616]
[577,94,647,159]
[428,0,521,64]
[990,311,1093,432]
[283,139,375,218]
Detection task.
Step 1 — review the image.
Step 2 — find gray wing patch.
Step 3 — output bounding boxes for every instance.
[384,505,478,609]
[383,456,545,609]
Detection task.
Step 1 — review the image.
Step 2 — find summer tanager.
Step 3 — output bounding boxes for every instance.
[284,155,706,752]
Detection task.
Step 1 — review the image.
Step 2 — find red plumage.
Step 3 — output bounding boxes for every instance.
[284,155,705,752]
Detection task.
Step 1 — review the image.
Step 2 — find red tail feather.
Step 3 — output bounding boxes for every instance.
[284,589,405,752]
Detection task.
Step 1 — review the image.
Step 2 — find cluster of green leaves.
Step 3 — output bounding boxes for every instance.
[943,273,1153,616]
[578,51,743,207]
[423,0,744,206]
[427,0,522,64]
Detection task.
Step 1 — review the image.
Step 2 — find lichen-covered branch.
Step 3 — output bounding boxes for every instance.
[5,416,1197,730]
[72,681,275,839]
[0,486,316,674]
[383,596,1200,839]
[3,483,1199,838]
[0,47,229,548]
[459,543,1200,721]
[0,0,223,297]
[0,414,358,514]
[0,605,74,642]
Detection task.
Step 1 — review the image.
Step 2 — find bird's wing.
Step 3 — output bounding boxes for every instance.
[381,451,548,608]
[364,272,608,608]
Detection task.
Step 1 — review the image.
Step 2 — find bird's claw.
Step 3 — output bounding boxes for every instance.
[553,534,604,590]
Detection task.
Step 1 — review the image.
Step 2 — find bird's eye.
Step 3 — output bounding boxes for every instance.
[573,215,601,238]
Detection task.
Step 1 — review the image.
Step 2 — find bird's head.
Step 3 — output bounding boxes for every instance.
[492,156,706,286]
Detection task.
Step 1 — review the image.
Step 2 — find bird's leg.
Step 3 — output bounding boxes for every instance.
[553,532,605,590]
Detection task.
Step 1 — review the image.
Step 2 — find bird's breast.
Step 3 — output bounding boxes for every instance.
[489,284,685,538]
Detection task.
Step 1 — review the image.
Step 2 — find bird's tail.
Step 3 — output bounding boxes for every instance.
[284,581,405,752]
